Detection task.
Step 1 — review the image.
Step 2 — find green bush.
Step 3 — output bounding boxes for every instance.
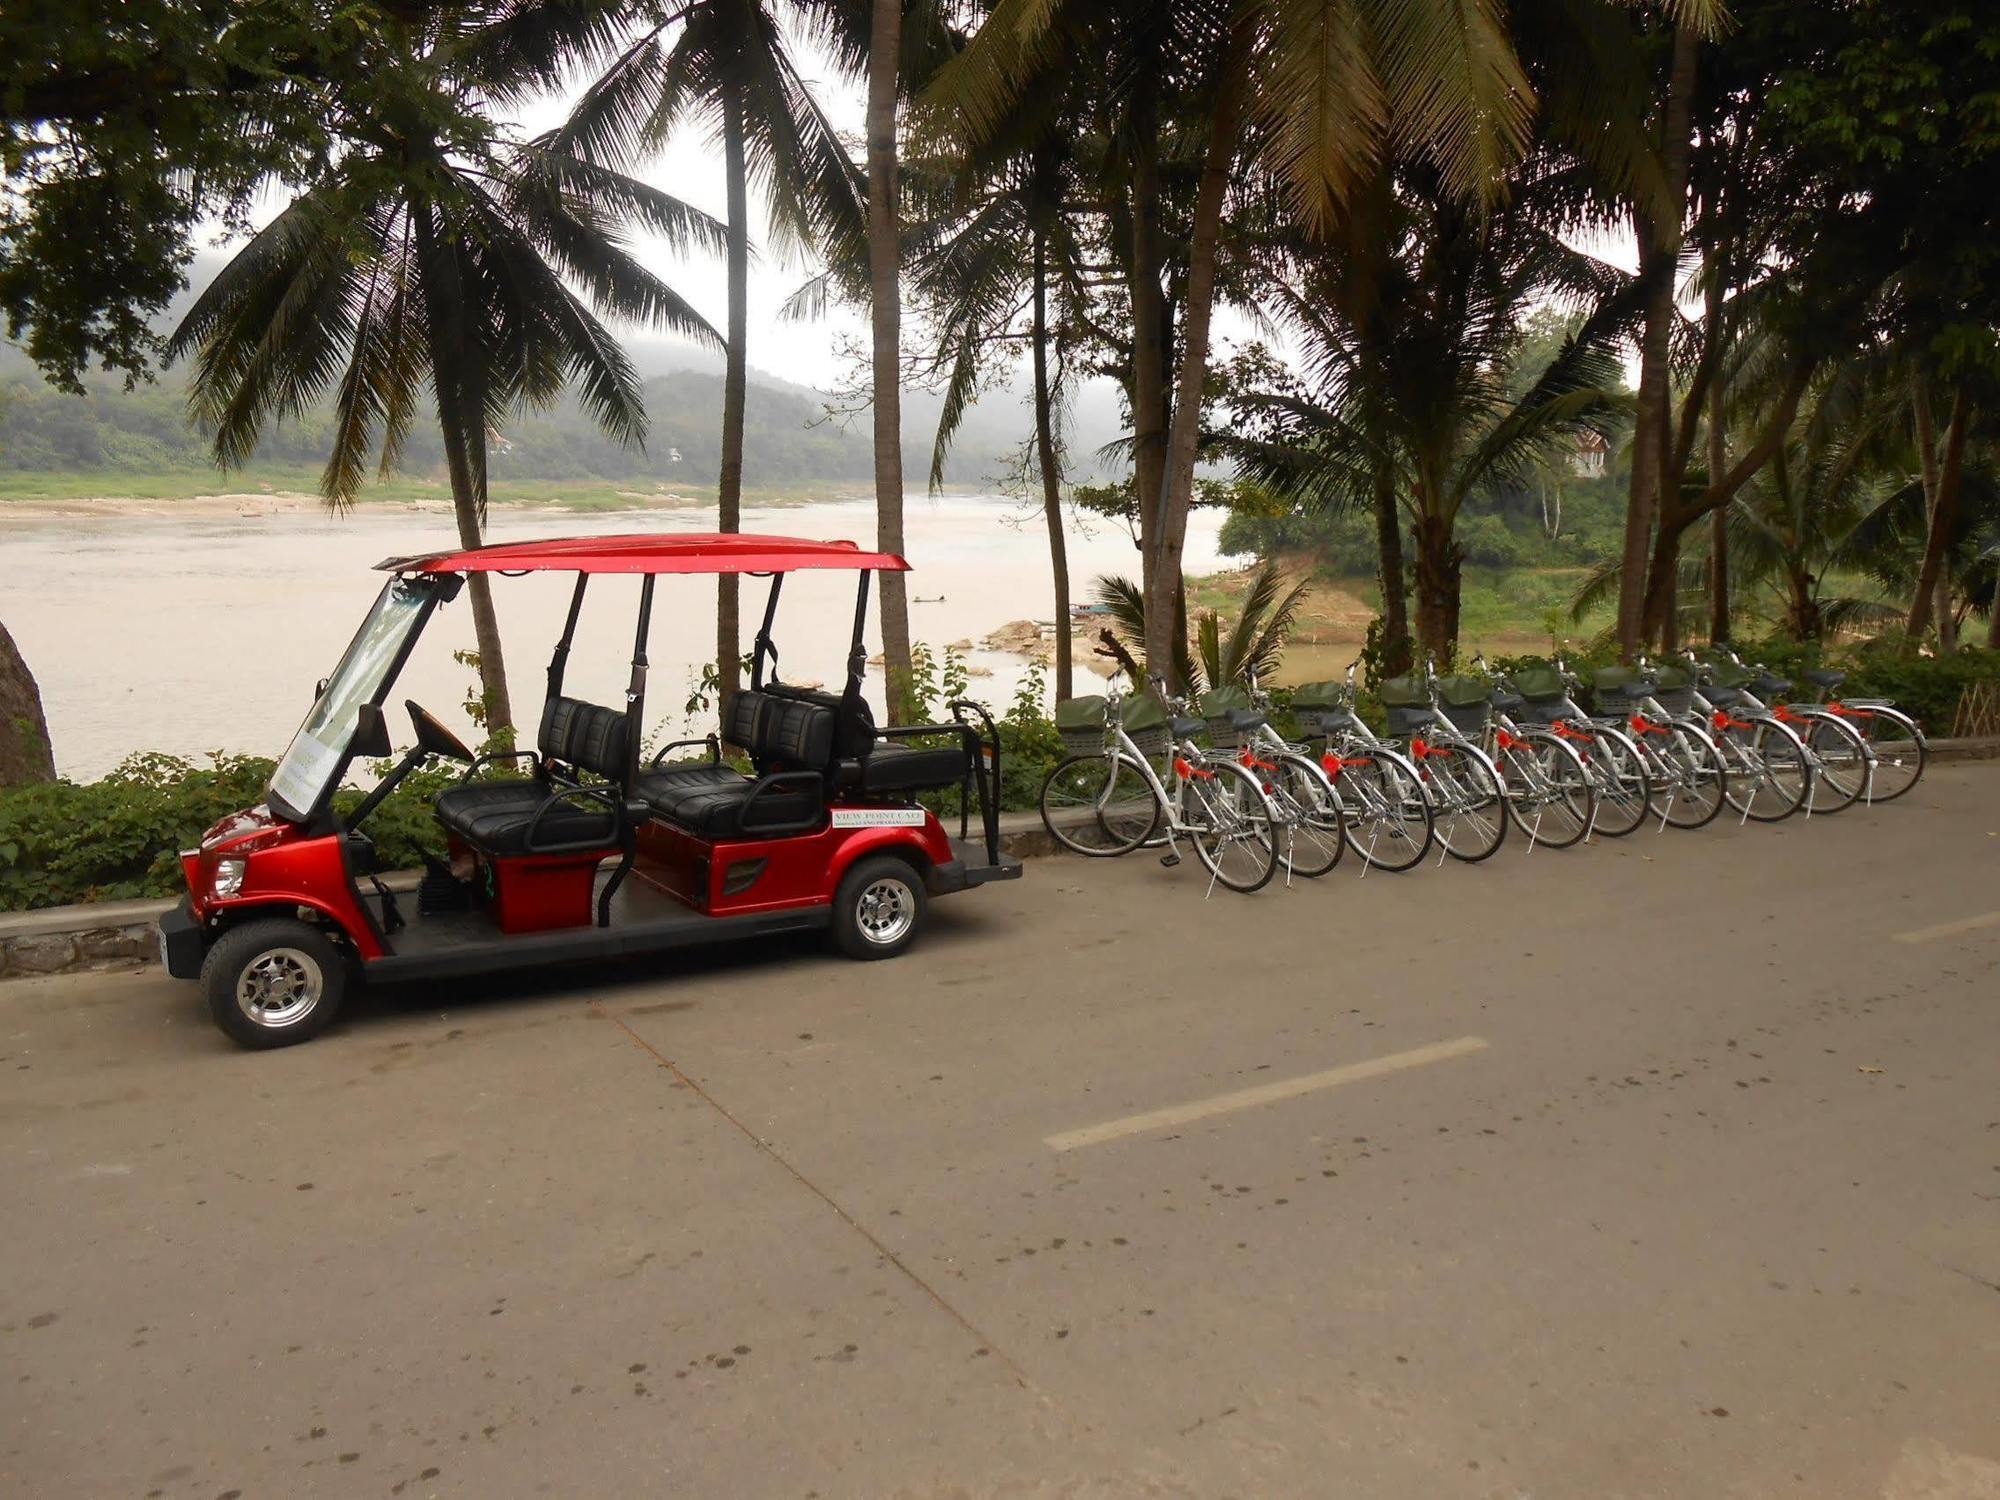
[0,752,450,912]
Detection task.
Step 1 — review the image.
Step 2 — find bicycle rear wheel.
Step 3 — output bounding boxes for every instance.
[1573,723,1651,838]
[1846,706,1926,801]
[1039,753,1160,856]
[1265,753,1344,878]
[1721,720,1809,822]
[1424,743,1509,863]
[1641,722,1727,829]
[1802,715,1869,813]
[1495,731,1593,850]
[1186,760,1281,893]
[1330,747,1434,873]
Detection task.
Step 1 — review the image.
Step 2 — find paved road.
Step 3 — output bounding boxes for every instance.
[4,767,1999,1500]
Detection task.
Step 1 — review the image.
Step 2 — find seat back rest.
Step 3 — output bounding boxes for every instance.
[725,689,768,752]
[756,696,836,774]
[540,695,631,783]
[767,681,876,763]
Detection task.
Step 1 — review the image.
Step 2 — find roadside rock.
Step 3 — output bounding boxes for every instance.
[78,927,148,963]
[6,934,78,974]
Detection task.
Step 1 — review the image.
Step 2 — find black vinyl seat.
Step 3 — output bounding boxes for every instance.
[433,780,619,854]
[861,742,968,792]
[434,696,629,855]
[635,691,831,839]
[763,680,971,793]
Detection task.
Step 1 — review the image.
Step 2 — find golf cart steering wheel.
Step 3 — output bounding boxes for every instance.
[406,701,475,763]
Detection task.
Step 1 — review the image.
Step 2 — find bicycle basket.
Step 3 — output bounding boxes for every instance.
[1055,694,1109,755]
[1592,666,1649,717]
[1195,685,1254,749]
[1650,664,1695,715]
[1378,675,1429,708]
[1512,663,1566,700]
[1120,690,1172,758]
[1289,679,1346,712]
[1436,675,1493,734]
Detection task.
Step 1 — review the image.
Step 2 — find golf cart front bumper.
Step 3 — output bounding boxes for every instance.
[157,899,207,979]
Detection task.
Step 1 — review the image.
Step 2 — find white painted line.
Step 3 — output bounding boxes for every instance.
[1892,910,2000,945]
[1044,1036,1491,1153]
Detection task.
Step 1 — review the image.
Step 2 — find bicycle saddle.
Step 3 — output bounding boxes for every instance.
[1806,668,1846,690]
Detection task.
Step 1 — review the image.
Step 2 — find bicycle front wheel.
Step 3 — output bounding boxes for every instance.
[1186,760,1281,893]
[1265,753,1345,879]
[1040,752,1160,856]
[1423,743,1509,863]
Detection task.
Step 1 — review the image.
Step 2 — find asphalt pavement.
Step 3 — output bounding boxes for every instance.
[3,765,1998,1499]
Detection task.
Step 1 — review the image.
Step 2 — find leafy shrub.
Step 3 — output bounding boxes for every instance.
[0,752,450,912]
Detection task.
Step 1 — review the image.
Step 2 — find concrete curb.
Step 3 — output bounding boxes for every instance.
[3,744,1993,981]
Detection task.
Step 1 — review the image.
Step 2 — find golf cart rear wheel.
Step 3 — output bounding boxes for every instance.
[832,856,927,961]
[202,918,347,1050]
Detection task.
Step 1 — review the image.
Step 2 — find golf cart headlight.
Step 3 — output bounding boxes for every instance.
[212,858,247,899]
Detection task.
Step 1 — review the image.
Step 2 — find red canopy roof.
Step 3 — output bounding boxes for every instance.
[378,532,910,576]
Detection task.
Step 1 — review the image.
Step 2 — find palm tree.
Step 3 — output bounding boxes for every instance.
[559,0,866,717]
[924,0,1534,687]
[168,1,723,740]
[1219,165,1633,661]
[1092,559,1310,695]
[909,117,1091,700]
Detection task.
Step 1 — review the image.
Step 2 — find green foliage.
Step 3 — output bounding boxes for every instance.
[0,751,448,911]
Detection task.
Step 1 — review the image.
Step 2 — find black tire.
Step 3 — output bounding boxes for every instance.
[202,918,347,1050]
[1039,753,1160,856]
[832,855,928,961]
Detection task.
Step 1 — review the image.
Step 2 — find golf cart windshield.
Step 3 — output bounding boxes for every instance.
[268,577,439,821]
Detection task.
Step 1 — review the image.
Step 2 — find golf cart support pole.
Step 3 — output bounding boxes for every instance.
[750,573,783,690]
[548,574,589,701]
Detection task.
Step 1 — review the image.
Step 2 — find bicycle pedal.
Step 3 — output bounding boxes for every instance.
[1159,851,1182,868]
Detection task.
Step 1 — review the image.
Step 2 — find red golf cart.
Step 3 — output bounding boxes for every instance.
[157,533,1020,1048]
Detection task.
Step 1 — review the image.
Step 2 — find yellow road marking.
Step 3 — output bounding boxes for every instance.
[1891,910,2000,944]
[1045,1036,1491,1153]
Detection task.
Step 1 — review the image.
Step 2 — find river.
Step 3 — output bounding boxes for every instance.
[1,494,1226,780]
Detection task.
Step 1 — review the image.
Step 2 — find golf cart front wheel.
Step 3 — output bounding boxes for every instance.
[832,856,927,961]
[202,918,347,1050]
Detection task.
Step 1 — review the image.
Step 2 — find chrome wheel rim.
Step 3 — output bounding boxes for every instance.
[236,947,322,1029]
[856,877,916,946]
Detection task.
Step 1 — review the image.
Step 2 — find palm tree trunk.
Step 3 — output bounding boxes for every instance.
[1147,13,1255,689]
[1127,95,1168,604]
[1708,374,1729,643]
[414,201,513,740]
[1411,511,1460,665]
[1617,22,1700,659]
[1030,228,1073,703]
[0,619,56,785]
[1372,463,1412,677]
[717,85,749,720]
[1905,386,1969,643]
[866,0,911,721]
